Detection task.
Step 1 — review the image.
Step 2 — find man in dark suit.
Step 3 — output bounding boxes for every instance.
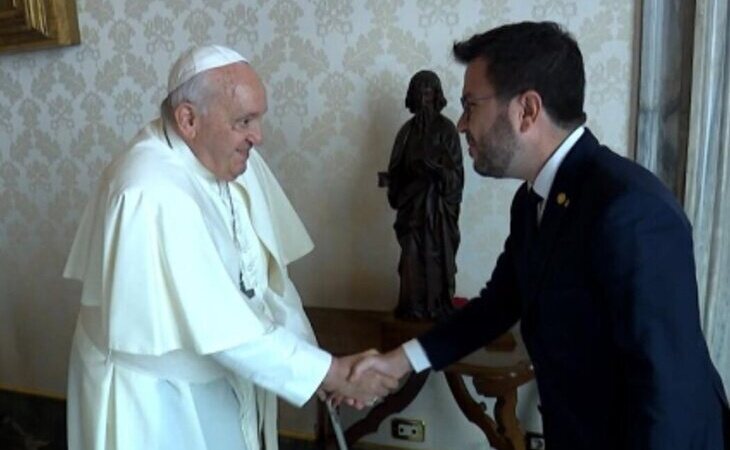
[353,21,729,449]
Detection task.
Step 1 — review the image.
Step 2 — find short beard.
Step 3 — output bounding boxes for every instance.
[472,112,520,178]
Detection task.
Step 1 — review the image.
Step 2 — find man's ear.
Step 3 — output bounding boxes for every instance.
[516,90,542,133]
[174,102,198,140]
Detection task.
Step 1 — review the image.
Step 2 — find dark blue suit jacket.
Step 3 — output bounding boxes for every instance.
[418,129,729,449]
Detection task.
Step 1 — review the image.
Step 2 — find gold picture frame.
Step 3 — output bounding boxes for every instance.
[0,0,80,54]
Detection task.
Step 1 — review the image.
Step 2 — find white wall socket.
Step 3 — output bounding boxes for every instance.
[391,418,425,442]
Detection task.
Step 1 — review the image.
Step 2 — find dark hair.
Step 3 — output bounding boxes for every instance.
[405,70,447,114]
[453,21,586,128]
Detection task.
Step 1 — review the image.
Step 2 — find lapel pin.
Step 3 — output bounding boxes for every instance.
[556,192,569,207]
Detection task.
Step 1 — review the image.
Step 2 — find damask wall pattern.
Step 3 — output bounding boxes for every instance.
[0,0,635,411]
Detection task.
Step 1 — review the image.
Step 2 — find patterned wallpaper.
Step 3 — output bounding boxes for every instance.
[0,0,635,403]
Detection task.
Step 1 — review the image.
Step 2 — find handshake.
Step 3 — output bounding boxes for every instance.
[319,347,412,409]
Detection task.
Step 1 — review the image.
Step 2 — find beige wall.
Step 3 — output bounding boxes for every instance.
[0,0,636,447]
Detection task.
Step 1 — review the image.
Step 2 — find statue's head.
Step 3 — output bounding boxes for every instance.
[405,70,447,114]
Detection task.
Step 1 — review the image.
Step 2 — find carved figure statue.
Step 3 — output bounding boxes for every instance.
[380,70,464,320]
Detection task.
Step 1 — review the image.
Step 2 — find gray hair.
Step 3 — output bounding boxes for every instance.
[160,61,253,130]
[160,70,216,129]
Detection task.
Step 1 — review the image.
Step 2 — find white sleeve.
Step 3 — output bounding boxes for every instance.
[211,326,332,407]
[403,339,432,373]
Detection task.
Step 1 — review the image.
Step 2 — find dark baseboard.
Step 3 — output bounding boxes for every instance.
[0,388,398,450]
[0,388,66,450]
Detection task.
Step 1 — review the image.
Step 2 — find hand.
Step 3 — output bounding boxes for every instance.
[342,347,413,408]
[320,349,399,409]
[351,346,412,382]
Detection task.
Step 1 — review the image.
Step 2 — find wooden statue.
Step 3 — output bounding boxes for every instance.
[380,70,464,320]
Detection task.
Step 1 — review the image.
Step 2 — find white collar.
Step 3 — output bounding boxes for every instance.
[161,119,225,185]
[532,126,584,199]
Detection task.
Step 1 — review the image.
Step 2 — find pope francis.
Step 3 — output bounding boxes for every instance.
[63,45,394,450]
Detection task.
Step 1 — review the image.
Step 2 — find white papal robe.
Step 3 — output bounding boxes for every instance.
[64,119,331,450]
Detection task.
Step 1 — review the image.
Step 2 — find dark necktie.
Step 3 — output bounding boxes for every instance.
[526,188,542,229]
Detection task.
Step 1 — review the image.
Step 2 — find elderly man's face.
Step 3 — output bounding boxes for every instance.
[190,64,267,181]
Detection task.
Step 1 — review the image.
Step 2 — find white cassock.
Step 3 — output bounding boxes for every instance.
[64,118,331,450]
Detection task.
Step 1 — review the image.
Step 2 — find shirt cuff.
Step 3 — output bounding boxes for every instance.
[402,339,431,373]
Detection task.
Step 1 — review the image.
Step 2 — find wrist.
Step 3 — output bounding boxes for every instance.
[391,347,413,378]
[321,357,345,393]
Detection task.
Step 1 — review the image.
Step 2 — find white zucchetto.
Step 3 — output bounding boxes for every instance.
[167,45,249,94]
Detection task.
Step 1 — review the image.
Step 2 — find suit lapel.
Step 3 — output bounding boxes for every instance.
[528,130,599,299]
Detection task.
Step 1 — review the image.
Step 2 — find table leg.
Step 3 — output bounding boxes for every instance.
[445,372,523,450]
[494,389,524,450]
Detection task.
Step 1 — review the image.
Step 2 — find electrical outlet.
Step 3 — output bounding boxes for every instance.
[391,418,425,442]
[525,432,545,450]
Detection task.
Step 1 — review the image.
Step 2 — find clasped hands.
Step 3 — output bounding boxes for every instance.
[319,348,412,410]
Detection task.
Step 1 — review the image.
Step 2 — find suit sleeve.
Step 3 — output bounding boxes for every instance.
[418,192,523,370]
[592,192,711,449]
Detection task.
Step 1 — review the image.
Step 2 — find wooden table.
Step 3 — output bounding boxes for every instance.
[306,307,534,450]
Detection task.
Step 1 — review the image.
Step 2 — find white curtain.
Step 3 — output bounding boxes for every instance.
[635,0,694,199]
[684,0,730,397]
